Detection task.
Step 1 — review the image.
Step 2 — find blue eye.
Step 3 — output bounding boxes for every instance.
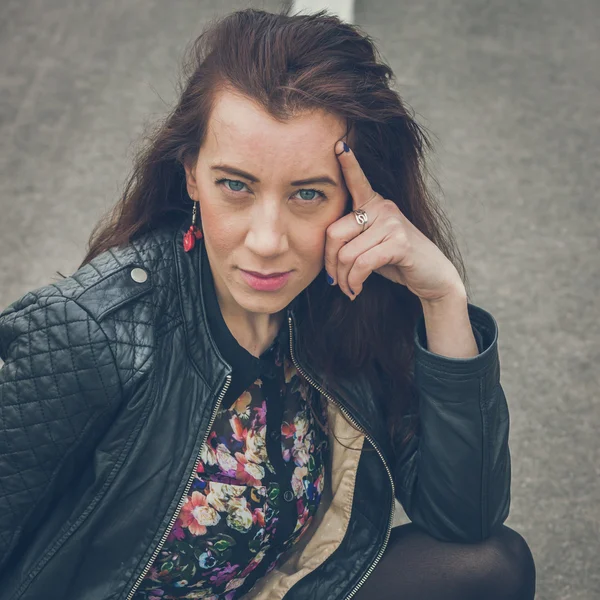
[221,179,246,192]
[296,189,321,201]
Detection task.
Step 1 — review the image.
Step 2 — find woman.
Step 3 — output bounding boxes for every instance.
[0,7,536,600]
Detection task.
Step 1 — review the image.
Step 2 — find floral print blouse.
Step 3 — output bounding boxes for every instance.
[132,243,329,599]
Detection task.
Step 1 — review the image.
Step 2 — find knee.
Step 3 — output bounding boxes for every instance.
[476,525,537,599]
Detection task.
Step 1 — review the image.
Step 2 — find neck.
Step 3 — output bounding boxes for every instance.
[220,309,284,358]
[212,270,286,358]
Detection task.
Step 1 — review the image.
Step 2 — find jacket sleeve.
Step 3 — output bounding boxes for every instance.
[393,302,511,543]
[0,291,123,571]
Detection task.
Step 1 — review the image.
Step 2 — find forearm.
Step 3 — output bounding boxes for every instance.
[394,302,511,542]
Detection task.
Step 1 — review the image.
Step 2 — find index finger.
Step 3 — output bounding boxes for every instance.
[335,141,376,208]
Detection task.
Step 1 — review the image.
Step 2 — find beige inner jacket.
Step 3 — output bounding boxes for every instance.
[246,397,386,600]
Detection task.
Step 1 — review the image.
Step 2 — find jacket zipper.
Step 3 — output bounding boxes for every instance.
[287,316,396,600]
[124,373,232,600]
[125,315,394,600]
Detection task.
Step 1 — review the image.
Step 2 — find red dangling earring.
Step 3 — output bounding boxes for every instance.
[183,200,203,252]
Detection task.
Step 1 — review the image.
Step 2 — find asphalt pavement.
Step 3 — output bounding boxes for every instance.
[1,1,598,598]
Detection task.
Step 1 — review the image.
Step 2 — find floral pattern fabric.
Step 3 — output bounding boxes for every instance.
[133,332,329,600]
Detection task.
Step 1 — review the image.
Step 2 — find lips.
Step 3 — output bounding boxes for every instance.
[240,269,292,291]
[243,270,290,278]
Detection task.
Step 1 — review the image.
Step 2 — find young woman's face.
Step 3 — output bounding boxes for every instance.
[184,89,349,318]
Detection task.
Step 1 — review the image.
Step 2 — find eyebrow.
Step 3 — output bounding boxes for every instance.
[210,164,338,187]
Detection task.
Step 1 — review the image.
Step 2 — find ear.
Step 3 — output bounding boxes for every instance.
[183,156,199,200]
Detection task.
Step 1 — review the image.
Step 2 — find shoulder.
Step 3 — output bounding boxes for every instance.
[61,222,181,322]
[0,220,184,389]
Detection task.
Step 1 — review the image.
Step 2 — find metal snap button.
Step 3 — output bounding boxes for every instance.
[283,490,294,502]
[130,267,148,283]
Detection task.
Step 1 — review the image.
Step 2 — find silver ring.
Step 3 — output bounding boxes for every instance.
[353,208,368,231]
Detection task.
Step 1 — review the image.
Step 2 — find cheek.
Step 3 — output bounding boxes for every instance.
[295,199,347,254]
[292,222,328,267]
[196,185,238,237]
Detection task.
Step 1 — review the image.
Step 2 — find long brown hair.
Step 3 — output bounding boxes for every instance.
[80,7,469,459]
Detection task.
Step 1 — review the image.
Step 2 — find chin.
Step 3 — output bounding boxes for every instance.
[246,294,292,311]
[238,290,295,313]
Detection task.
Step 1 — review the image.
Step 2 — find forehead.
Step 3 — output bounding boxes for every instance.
[202,89,346,174]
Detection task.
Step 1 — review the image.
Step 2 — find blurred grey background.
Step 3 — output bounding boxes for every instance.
[1,0,598,598]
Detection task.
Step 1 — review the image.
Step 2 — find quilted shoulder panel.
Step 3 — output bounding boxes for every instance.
[43,225,181,392]
[75,226,183,389]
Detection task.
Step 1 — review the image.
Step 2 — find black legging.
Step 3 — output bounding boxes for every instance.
[353,523,536,600]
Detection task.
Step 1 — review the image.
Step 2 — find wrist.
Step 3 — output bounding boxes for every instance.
[419,286,479,359]
[420,283,468,312]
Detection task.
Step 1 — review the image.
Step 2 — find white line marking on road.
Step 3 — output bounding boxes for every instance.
[291,0,355,24]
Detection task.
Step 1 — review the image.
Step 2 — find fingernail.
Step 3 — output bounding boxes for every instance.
[349,287,355,295]
[326,271,335,285]
[343,142,350,153]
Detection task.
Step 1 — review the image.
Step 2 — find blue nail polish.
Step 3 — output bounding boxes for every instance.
[326,271,335,285]
[343,142,350,152]
[349,288,355,295]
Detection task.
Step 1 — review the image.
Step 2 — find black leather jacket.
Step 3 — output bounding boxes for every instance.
[0,219,511,600]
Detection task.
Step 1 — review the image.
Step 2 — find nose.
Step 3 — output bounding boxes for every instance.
[244,200,289,257]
